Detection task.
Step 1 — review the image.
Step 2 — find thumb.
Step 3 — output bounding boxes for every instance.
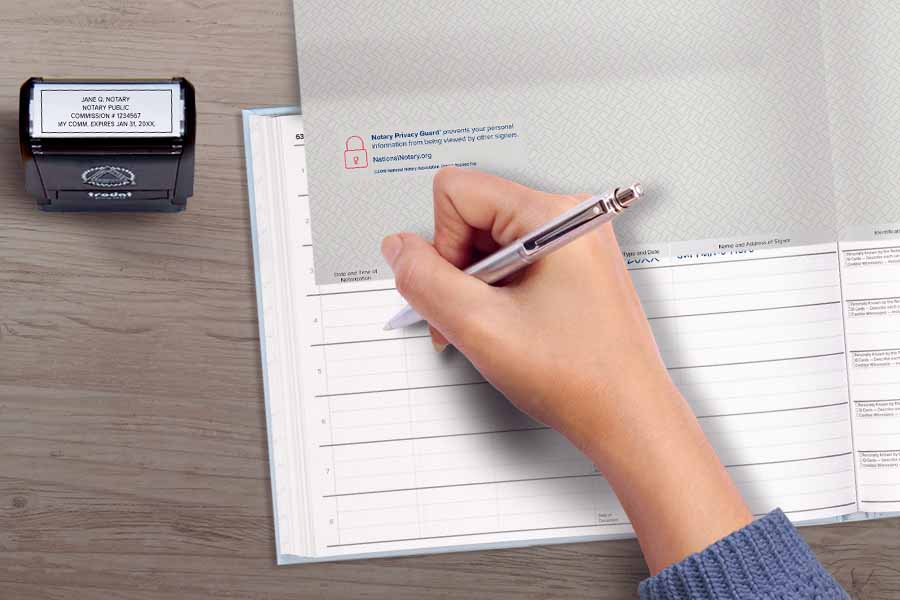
[381,232,490,338]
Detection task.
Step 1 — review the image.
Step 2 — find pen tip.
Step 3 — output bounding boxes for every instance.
[383,323,393,331]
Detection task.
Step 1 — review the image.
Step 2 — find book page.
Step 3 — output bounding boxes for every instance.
[840,228,900,513]
[303,235,860,558]
[256,115,859,558]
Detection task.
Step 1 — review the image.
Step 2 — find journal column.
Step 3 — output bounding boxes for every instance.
[841,226,900,512]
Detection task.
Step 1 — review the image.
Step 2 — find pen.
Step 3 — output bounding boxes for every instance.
[383,183,643,330]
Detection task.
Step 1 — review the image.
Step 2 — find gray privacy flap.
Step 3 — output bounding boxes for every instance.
[296,1,900,284]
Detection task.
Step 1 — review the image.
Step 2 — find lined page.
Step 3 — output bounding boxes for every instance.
[301,240,858,558]
[262,115,858,558]
[841,233,900,512]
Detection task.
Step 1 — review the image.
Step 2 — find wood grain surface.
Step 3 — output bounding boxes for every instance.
[1,2,898,598]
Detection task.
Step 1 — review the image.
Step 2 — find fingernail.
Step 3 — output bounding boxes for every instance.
[432,339,448,353]
[381,234,403,268]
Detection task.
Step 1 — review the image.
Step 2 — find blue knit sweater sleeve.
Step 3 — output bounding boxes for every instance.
[639,509,848,599]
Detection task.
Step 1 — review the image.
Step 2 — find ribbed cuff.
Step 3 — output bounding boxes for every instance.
[639,509,848,600]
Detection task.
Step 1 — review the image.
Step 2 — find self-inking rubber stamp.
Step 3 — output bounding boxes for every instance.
[19,78,196,211]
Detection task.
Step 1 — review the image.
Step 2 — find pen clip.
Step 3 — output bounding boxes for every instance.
[522,201,608,254]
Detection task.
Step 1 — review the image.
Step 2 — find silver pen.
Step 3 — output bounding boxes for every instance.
[383,183,643,330]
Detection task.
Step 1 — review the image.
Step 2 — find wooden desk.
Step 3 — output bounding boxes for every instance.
[1,2,898,598]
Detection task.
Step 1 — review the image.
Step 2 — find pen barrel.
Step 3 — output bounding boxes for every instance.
[464,244,527,284]
[384,184,640,330]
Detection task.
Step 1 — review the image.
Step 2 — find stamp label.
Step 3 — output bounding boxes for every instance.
[32,82,183,138]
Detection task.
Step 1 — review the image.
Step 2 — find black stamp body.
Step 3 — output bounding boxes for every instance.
[19,78,196,211]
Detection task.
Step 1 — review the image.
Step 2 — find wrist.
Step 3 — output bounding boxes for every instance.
[560,364,681,462]
[566,369,753,573]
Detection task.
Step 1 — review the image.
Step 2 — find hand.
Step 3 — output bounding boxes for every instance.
[381,167,752,573]
[380,167,667,454]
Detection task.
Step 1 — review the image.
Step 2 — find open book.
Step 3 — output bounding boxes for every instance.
[244,108,899,564]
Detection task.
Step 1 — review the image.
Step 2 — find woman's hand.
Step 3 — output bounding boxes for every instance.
[380,167,666,454]
[381,167,752,573]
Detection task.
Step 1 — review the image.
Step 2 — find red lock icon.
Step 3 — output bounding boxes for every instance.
[343,136,368,169]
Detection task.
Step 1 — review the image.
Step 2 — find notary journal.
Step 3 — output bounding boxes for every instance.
[244,108,899,564]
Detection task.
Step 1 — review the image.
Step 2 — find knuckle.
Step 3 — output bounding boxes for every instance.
[433,166,461,194]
